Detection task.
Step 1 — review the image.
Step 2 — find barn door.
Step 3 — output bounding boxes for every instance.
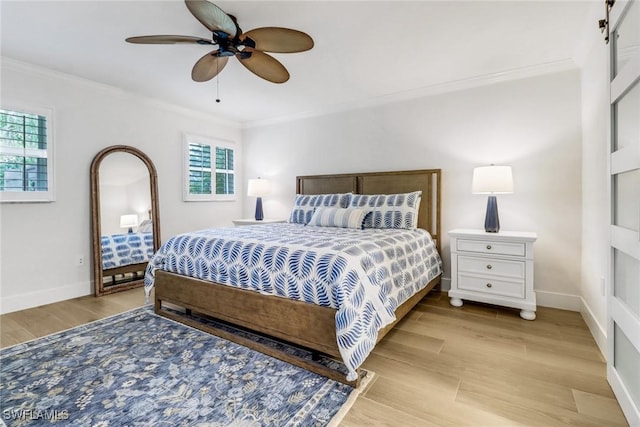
[607,0,640,424]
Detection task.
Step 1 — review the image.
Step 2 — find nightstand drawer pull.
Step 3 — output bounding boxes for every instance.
[486,283,492,288]
[486,244,492,250]
[486,264,492,270]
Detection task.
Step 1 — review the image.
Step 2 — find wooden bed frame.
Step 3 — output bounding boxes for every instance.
[102,262,148,286]
[154,169,442,386]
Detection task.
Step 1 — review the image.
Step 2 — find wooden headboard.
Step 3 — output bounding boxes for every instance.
[296,169,442,252]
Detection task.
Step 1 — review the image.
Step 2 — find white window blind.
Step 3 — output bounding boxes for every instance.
[0,106,54,202]
[184,134,235,201]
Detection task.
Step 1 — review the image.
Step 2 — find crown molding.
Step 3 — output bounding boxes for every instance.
[1,56,242,129]
[243,59,579,129]
[2,56,578,132]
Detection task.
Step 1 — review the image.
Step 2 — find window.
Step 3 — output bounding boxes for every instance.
[183,134,235,201]
[0,106,54,202]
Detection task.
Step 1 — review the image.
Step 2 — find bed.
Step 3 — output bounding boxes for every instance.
[146,169,442,386]
[101,232,154,284]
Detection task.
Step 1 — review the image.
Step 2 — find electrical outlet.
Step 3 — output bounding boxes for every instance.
[77,255,85,266]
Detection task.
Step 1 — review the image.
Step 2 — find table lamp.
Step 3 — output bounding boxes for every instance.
[120,214,138,233]
[247,178,270,221]
[472,165,514,233]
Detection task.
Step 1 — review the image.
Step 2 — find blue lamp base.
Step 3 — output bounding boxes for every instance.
[254,197,264,221]
[484,195,500,233]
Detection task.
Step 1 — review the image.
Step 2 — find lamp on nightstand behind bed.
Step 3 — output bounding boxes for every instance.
[472,165,513,233]
[119,214,138,234]
[247,178,270,221]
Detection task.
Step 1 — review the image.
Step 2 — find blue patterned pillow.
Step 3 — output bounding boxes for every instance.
[288,193,352,224]
[349,191,422,229]
[307,207,369,229]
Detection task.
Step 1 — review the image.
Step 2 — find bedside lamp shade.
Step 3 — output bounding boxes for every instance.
[120,214,138,233]
[247,178,270,221]
[472,166,513,233]
[472,166,514,194]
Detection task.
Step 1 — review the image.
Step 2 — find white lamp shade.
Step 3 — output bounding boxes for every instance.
[120,214,139,229]
[247,179,270,197]
[472,166,514,194]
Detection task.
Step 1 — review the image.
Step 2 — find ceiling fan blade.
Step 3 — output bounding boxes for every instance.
[185,0,237,38]
[125,35,211,45]
[192,50,229,82]
[241,27,314,53]
[237,49,289,84]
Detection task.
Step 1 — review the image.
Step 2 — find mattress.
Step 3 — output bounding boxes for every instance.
[144,223,442,380]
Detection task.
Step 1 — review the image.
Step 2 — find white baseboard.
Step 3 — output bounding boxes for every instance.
[579,296,608,360]
[440,285,581,312]
[0,281,92,315]
[534,290,582,311]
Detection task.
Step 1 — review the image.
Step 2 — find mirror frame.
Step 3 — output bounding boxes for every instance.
[91,145,161,296]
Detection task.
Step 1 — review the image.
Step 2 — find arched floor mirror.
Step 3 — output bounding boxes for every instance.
[91,145,160,296]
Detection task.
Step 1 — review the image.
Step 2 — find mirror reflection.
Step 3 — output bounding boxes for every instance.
[91,146,160,296]
[100,152,152,286]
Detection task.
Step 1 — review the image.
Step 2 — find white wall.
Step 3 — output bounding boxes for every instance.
[243,70,583,308]
[573,3,612,355]
[100,175,151,235]
[0,59,243,314]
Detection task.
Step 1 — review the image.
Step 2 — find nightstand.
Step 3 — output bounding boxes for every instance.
[232,218,286,226]
[448,229,538,320]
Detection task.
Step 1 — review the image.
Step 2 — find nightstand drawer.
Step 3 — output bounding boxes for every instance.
[457,239,525,257]
[458,274,525,298]
[458,256,525,279]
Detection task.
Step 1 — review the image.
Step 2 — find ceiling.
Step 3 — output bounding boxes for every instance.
[1,1,594,126]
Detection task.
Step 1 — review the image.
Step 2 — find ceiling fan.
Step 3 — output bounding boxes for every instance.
[126,0,314,84]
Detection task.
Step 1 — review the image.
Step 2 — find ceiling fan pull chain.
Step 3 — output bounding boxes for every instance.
[216,60,221,103]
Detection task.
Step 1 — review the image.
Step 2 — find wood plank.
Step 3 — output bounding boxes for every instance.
[456,379,615,427]
[340,396,430,427]
[362,353,461,400]
[379,328,444,354]
[364,376,526,427]
[572,389,628,426]
[415,298,605,362]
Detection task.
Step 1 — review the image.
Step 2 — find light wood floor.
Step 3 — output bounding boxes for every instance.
[0,289,628,426]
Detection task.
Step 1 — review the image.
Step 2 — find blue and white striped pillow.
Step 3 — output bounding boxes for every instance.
[288,193,352,224]
[307,207,369,229]
[349,191,422,229]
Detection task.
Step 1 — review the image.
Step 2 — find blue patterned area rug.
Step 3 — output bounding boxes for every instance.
[0,307,373,426]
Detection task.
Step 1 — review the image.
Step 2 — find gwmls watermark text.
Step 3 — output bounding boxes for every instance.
[2,409,69,421]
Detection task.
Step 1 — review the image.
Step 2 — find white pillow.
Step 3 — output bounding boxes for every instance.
[288,193,351,224]
[307,207,369,229]
[138,219,153,233]
[349,191,422,229]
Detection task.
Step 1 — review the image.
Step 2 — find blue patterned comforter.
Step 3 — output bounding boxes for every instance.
[102,232,154,270]
[144,223,442,380]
